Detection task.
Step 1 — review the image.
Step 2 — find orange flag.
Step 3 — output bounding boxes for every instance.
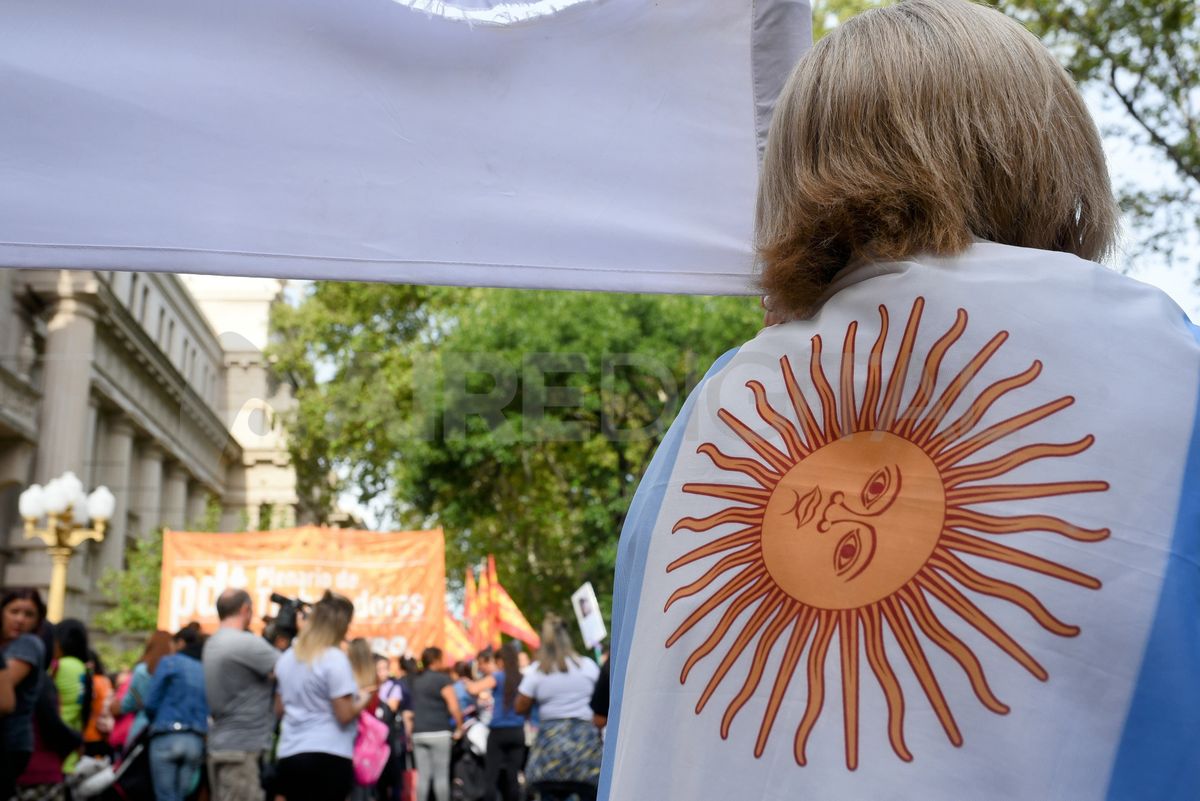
[475,560,495,650]
[464,567,481,649]
[442,612,476,665]
[496,581,540,649]
[484,555,502,650]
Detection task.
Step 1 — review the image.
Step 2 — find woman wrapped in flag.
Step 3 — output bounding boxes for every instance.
[601,1,1200,800]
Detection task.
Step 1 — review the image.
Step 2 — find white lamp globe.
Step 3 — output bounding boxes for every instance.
[42,478,69,515]
[71,488,90,525]
[60,471,84,500]
[87,487,116,523]
[18,484,45,521]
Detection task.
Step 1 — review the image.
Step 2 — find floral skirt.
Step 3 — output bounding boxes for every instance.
[12,785,66,801]
[524,718,602,787]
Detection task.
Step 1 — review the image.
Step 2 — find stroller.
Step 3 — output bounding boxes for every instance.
[76,728,155,801]
[451,721,489,801]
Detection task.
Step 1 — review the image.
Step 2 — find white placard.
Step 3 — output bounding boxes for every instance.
[572,581,607,649]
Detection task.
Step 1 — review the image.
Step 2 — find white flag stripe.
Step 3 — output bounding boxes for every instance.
[606,243,1200,800]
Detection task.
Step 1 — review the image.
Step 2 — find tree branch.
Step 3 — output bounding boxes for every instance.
[1108,62,1200,185]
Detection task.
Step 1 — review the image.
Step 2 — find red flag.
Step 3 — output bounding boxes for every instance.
[496,582,540,649]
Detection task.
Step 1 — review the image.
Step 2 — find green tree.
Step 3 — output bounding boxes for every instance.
[93,498,223,668]
[271,286,760,623]
[995,0,1199,262]
[94,529,165,668]
[812,0,886,39]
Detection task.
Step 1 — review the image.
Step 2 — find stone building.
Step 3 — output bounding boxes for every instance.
[0,268,303,618]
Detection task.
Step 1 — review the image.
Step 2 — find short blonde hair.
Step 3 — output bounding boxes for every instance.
[757,0,1118,317]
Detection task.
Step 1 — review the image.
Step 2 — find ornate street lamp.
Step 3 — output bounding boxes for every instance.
[17,471,115,622]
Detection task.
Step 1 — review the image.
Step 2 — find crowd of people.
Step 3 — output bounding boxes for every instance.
[0,586,610,801]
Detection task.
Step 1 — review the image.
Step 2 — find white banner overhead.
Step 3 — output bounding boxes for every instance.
[0,0,811,294]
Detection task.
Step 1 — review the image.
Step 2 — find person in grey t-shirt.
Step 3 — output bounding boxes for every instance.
[203,589,280,801]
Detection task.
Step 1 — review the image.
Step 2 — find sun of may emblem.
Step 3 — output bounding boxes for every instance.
[666,297,1109,770]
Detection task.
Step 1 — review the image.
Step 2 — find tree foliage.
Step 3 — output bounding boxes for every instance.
[93,529,165,668]
[271,287,760,625]
[93,499,222,669]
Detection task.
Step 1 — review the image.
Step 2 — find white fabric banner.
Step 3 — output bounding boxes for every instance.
[0,0,810,294]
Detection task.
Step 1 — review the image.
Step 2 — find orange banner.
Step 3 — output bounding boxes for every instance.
[159,526,445,658]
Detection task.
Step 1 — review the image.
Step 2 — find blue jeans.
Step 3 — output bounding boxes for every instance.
[150,731,205,801]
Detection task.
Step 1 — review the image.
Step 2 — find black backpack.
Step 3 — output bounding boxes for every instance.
[376,678,409,754]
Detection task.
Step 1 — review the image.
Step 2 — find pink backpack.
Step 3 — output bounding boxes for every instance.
[353,709,391,786]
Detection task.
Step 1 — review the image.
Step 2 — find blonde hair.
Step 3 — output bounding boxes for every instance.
[757,0,1118,317]
[293,591,354,665]
[535,613,579,675]
[347,637,375,689]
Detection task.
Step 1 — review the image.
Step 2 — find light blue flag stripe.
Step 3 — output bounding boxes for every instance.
[1106,320,1200,801]
[598,347,740,801]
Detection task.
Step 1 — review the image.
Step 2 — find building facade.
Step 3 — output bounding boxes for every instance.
[0,268,302,619]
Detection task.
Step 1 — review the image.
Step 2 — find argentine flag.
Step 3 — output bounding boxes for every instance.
[603,242,1200,801]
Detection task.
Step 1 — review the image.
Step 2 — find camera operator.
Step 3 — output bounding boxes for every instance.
[204,589,281,801]
[263,594,307,652]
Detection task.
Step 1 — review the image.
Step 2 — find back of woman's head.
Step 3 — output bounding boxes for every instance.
[757,0,1118,317]
[420,647,443,673]
[174,622,201,649]
[57,618,90,663]
[498,642,522,708]
[536,614,579,675]
[294,591,354,664]
[142,630,174,674]
[347,637,375,689]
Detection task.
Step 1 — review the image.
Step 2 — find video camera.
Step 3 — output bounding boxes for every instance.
[263,592,310,649]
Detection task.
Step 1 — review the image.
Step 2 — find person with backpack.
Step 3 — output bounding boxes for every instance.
[274,591,375,801]
[374,654,414,801]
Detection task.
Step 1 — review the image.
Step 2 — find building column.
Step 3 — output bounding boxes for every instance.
[95,417,135,578]
[163,463,189,531]
[35,297,98,481]
[133,443,164,537]
[186,483,210,530]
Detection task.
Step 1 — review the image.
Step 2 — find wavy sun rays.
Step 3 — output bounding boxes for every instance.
[665,298,1108,770]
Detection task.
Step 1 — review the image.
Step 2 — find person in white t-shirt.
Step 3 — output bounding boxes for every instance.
[516,615,602,798]
[273,591,375,801]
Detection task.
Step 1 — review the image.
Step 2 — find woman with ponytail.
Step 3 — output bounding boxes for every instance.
[274,591,373,801]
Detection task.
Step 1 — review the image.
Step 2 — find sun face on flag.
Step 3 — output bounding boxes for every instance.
[666,297,1109,770]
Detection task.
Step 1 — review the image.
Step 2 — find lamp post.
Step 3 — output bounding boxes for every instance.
[17,471,116,622]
